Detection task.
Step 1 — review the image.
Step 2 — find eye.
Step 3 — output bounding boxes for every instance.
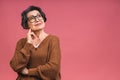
[28,16,35,20]
[37,14,42,17]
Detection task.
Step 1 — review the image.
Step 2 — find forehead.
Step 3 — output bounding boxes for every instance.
[27,10,40,17]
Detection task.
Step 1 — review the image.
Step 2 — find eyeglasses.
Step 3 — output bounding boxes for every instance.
[27,14,43,23]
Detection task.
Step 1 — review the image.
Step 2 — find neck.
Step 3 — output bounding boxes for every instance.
[32,29,48,39]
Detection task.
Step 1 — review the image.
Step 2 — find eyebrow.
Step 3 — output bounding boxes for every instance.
[28,13,41,17]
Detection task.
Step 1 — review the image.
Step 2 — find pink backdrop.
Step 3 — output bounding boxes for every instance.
[0,0,120,80]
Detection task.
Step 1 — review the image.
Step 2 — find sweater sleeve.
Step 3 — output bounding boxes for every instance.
[28,36,61,79]
[10,38,33,73]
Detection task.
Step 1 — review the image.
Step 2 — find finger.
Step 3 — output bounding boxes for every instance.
[30,32,37,38]
[28,29,31,34]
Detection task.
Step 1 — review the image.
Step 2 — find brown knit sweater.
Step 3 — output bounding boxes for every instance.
[10,35,61,80]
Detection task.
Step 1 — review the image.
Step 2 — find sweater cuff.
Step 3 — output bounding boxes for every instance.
[28,68,38,76]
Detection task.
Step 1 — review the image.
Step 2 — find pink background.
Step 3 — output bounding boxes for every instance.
[0,0,120,80]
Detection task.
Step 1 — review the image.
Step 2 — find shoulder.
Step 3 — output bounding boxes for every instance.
[16,37,27,47]
[49,34,60,41]
[48,35,61,46]
[17,37,27,44]
[15,37,27,50]
[49,34,60,40]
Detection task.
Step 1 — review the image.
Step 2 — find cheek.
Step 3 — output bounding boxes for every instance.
[42,23,45,28]
[28,22,33,29]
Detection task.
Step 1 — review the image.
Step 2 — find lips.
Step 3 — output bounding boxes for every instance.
[34,23,42,26]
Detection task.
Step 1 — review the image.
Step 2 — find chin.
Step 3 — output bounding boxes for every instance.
[32,28,42,31]
[31,25,45,31]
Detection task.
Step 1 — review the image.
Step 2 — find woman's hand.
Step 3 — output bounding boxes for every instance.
[27,29,41,48]
[27,29,33,44]
[21,68,28,75]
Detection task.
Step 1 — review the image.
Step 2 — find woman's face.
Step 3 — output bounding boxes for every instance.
[27,10,45,31]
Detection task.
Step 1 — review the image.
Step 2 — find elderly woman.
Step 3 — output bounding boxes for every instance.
[10,5,61,80]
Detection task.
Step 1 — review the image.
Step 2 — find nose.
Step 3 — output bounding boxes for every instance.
[35,17,39,22]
